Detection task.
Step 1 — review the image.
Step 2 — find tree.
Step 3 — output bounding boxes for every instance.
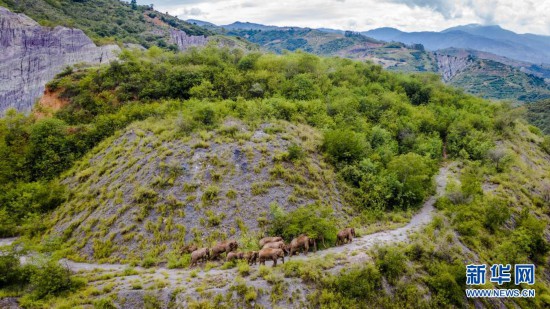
[387,153,435,209]
[27,119,73,180]
[487,148,511,172]
[131,0,137,10]
[323,129,369,164]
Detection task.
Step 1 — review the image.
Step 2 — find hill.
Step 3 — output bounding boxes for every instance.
[50,117,347,263]
[220,23,550,102]
[526,99,550,134]
[1,45,550,308]
[435,51,550,102]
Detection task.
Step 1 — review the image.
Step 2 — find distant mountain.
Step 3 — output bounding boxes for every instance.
[364,25,550,65]
[186,19,217,27]
[221,21,287,31]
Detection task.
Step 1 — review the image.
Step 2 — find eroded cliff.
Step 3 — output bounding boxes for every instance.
[0,7,119,113]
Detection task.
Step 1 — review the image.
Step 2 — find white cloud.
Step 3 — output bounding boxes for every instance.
[138,0,550,35]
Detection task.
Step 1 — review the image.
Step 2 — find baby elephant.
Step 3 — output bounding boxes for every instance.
[244,251,258,265]
[190,248,210,267]
[180,244,198,254]
[259,236,283,247]
[336,227,356,245]
[258,248,285,267]
[226,251,245,262]
[262,241,289,255]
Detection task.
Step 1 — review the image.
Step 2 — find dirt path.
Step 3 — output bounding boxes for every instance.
[52,164,450,274]
[294,163,450,263]
[1,165,450,307]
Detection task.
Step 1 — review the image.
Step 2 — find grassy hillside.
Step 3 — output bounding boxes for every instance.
[0,0,210,48]
[50,117,347,263]
[448,58,550,102]
[1,47,549,307]
[526,99,550,134]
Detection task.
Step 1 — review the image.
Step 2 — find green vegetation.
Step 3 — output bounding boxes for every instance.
[526,99,550,134]
[270,203,338,245]
[0,46,504,238]
[0,250,83,304]
[1,0,209,47]
[0,43,549,307]
[449,59,550,103]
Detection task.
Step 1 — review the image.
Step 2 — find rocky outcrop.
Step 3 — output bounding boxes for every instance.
[434,52,475,82]
[0,7,120,113]
[169,29,208,50]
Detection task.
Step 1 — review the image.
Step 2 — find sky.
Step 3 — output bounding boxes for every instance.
[137,0,550,35]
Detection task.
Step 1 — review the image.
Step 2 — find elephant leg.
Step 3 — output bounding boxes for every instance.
[281,256,284,264]
[304,243,309,255]
[272,257,277,267]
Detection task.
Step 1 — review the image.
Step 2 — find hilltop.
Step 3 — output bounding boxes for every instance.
[200,20,550,103]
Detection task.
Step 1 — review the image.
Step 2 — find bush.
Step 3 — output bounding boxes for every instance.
[286,143,305,161]
[93,298,116,309]
[29,261,77,299]
[0,253,24,287]
[329,265,382,300]
[387,152,435,209]
[375,247,406,283]
[323,129,369,164]
[484,198,510,232]
[270,203,337,245]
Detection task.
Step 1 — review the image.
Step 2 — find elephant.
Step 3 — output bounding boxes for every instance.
[180,244,198,254]
[226,251,245,262]
[259,236,283,247]
[258,248,285,267]
[289,234,316,257]
[190,248,210,267]
[262,241,288,254]
[211,240,238,260]
[336,228,356,245]
[244,251,258,265]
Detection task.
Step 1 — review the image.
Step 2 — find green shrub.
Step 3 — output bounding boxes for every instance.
[286,143,305,161]
[237,261,251,276]
[270,203,337,245]
[93,297,116,309]
[133,186,158,204]
[0,253,24,287]
[29,261,77,299]
[167,253,191,269]
[202,185,220,202]
[323,129,369,164]
[375,247,406,283]
[484,197,510,232]
[328,265,382,300]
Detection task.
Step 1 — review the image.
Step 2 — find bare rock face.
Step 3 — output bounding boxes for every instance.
[434,52,474,82]
[0,7,120,113]
[169,29,208,50]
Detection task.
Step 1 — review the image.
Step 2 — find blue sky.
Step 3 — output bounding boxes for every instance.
[136,0,550,35]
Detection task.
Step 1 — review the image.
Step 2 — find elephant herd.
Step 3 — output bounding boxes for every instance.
[188,227,356,268]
